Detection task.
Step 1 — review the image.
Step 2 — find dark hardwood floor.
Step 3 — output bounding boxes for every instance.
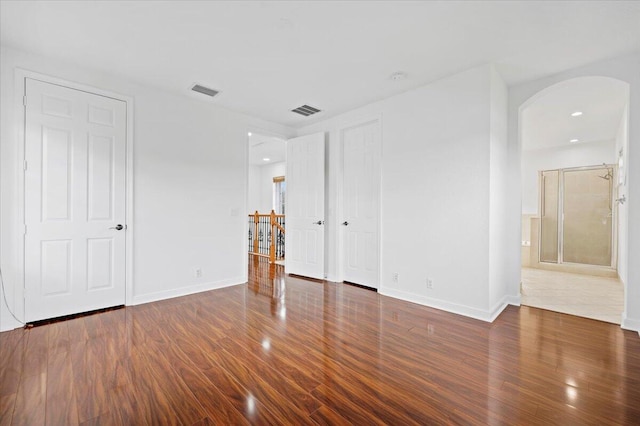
[2,257,640,425]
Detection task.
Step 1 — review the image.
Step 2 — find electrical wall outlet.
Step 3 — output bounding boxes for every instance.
[426,278,433,289]
[195,268,202,278]
[392,272,399,283]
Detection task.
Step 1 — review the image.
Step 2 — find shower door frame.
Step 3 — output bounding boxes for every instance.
[538,164,618,269]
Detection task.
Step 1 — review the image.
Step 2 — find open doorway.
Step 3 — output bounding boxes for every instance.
[519,76,630,324]
[247,132,287,268]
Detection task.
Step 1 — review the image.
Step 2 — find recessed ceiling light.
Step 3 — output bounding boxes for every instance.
[570,139,579,143]
[248,132,252,136]
[390,71,407,81]
[263,158,270,162]
[571,111,583,117]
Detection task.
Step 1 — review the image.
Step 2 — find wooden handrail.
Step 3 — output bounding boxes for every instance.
[248,210,285,263]
[273,222,286,234]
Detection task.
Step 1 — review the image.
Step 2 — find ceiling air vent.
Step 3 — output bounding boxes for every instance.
[191,84,219,98]
[291,104,321,117]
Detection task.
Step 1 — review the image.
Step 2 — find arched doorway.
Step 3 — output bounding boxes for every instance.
[518,76,630,324]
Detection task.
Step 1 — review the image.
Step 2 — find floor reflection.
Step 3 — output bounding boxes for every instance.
[248,256,286,317]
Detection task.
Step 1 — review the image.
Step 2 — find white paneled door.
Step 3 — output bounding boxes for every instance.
[24,78,127,322]
[342,120,380,288]
[285,133,325,279]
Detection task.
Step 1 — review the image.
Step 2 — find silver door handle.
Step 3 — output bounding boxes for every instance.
[313,220,324,225]
[109,224,124,231]
[342,221,349,226]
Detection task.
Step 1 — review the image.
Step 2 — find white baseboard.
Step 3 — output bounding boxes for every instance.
[0,317,23,332]
[379,287,517,322]
[488,296,511,322]
[130,277,245,306]
[504,294,521,306]
[621,314,640,334]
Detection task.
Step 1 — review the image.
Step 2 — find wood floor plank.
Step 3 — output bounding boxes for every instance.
[137,341,210,426]
[205,349,316,425]
[200,361,289,425]
[162,344,249,426]
[306,348,451,425]
[217,336,322,393]
[70,340,113,423]
[2,259,640,425]
[47,321,71,356]
[0,393,16,426]
[12,373,46,426]
[218,344,321,415]
[310,383,388,426]
[0,330,28,397]
[21,327,48,379]
[157,319,221,371]
[308,405,352,426]
[125,345,182,426]
[46,351,79,426]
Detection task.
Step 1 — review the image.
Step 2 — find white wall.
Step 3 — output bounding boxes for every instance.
[247,161,285,214]
[508,52,640,332]
[247,164,262,214]
[521,140,616,214]
[298,64,514,320]
[0,46,294,331]
[489,67,511,314]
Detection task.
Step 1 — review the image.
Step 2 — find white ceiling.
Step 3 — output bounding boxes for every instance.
[1,1,639,128]
[521,77,629,151]
[249,133,286,166]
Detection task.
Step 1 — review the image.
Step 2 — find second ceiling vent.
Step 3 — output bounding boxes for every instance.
[291,104,321,117]
[191,84,219,98]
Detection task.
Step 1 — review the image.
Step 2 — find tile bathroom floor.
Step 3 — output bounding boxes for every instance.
[521,267,624,324]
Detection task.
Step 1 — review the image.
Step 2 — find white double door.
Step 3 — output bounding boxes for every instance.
[341,120,380,288]
[24,78,127,322]
[283,122,380,288]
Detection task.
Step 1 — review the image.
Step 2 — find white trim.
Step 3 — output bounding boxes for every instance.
[504,294,522,306]
[14,69,135,320]
[488,296,511,322]
[337,113,383,288]
[621,314,640,333]
[131,278,245,306]
[325,274,340,283]
[515,75,633,331]
[11,67,27,328]
[379,286,516,322]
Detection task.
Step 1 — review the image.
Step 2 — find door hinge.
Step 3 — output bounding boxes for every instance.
[23,160,28,171]
[23,224,27,235]
[23,95,27,107]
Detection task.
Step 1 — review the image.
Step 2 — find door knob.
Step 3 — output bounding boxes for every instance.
[109,224,124,231]
[313,220,324,225]
[342,221,349,226]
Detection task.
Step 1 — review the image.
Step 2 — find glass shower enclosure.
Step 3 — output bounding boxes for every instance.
[539,165,617,268]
